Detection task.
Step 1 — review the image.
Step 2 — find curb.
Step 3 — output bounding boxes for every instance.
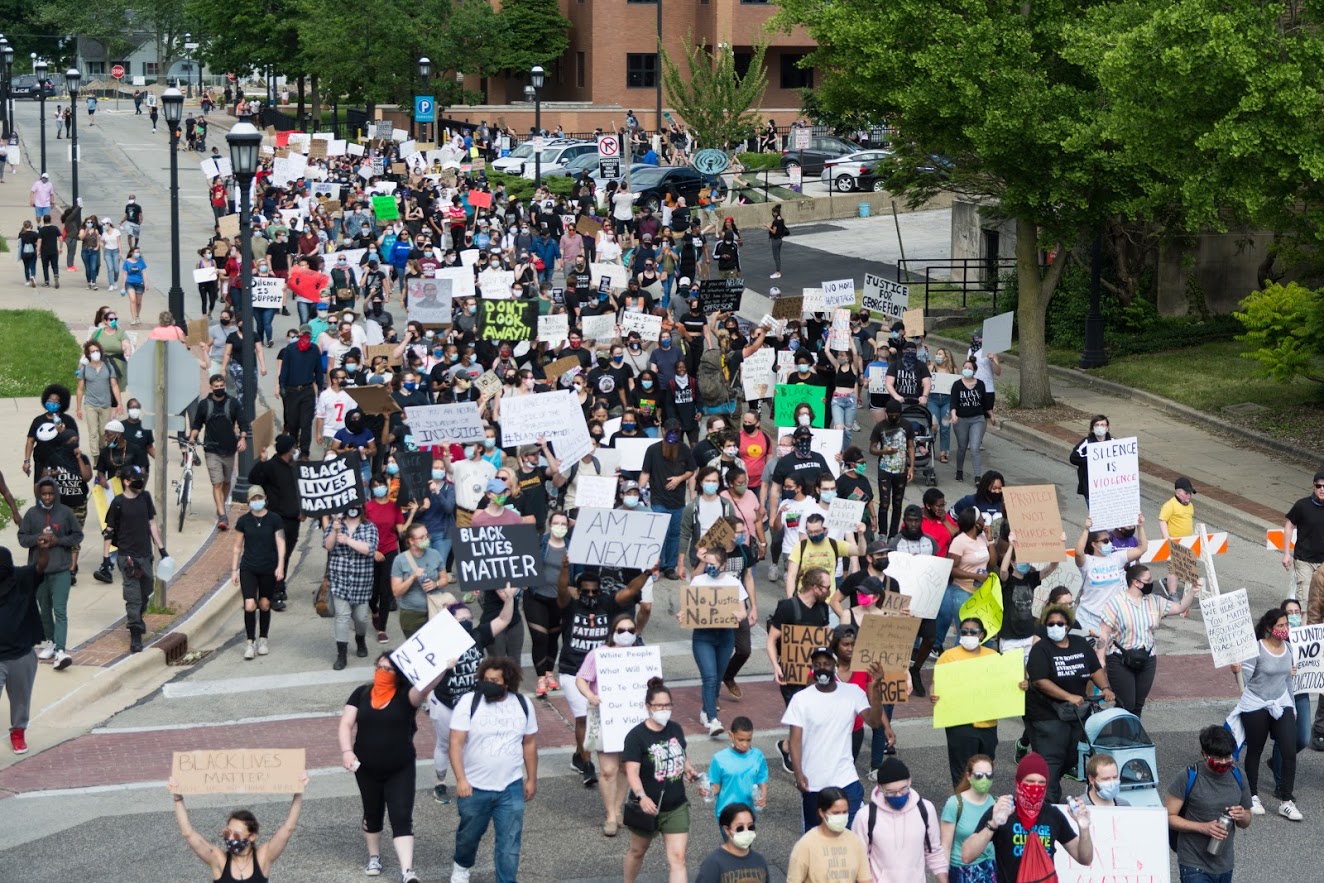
[928,333,1323,468]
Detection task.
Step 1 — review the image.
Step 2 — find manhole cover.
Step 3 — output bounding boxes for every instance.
[1224,402,1268,416]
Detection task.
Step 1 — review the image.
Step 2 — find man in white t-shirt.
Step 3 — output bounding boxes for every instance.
[782,644,888,832]
[449,657,539,883]
[313,367,357,445]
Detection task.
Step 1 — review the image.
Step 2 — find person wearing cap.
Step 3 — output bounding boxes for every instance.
[279,324,326,460]
[249,434,302,612]
[852,756,946,881]
[76,339,123,460]
[232,486,286,660]
[783,643,890,832]
[1159,476,1198,601]
[103,464,167,653]
[960,753,1093,878]
[1284,471,1324,607]
[18,477,83,672]
[94,419,149,487]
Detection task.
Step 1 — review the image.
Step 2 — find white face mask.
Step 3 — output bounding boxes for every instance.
[729,829,757,849]
[550,524,568,539]
[250,499,267,512]
[1093,425,1108,438]
[824,813,850,833]
[89,352,102,362]
[798,414,811,427]
[614,631,637,647]
[1045,624,1068,642]
[127,408,142,420]
[959,635,981,652]
[650,709,671,726]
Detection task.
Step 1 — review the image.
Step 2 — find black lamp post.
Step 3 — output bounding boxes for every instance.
[530,64,544,186]
[163,86,185,330]
[65,68,80,207]
[1,40,12,140]
[226,119,262,501]
[183,34,193,99]
[1079,232,1107,368]
[34,58,47,174]
[417,56,431,142]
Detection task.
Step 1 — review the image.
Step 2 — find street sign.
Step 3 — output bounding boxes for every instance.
[414,95,435,123]
[598,158,621,179]
[111,64,125,80]
[531,136,545,152]
[127,340,204,417]
[793,127,811,150]
[597,134,620,158]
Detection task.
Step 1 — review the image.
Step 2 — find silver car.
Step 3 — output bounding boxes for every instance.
[819,149,895,192]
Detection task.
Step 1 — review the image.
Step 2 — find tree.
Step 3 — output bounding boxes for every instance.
[661,38,767,151]
[1235,282,1324,384]
[187,0,300,81]
[436,0,509,83]
[494,0,570,73]
[36,0,142,75]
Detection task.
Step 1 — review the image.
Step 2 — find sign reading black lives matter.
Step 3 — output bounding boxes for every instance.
[453,523,543,591]
[699,277,744,313]
[297,453,364,516]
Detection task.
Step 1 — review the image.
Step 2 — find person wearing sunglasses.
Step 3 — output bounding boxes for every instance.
[695,802,768,883]
[166,771,309,883]
[576,613,646,838]
[932,617,1026,788]
[1283,470,1324,602]
[940,754,996,882]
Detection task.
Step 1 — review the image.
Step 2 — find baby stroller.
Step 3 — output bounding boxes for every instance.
[1075,707,1162,807]
[902,402,938,486]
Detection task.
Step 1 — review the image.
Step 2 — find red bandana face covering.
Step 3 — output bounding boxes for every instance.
[296,333,312,352]
[1014,781,1047,827]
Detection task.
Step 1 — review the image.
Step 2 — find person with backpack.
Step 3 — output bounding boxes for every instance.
[1164,725,1252,883]
[783,512,867,599]
[448,656,539,883]
[677,467,737,580]
[100,465,167,653]
[189,374,250,531]
[853,756,947,882]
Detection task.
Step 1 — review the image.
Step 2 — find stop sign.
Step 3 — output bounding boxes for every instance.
[111,64,125,80]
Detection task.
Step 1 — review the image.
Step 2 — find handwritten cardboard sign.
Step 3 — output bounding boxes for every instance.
[678,581,743,628]
[779,624,834,686]
[902,308,925,339]
[771,295,804,321]
[697,517,736,554]
[1168,540,1200,586]
[1003,485,1065,564]
[852,613,921,673]
[171,749,306,794]
[1201,588,1259,668]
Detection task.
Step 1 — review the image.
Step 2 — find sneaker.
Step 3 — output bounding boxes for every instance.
[768,566,781,583]
[955,471,964,481]
[929,647,942,661]
[723,678,743,700]
[93,563,114,584]
[571,753,588,775]
[1015,739,1030,762]
[365,855,383,876]
[450,863,471,883]
[545,674,560,691]
[1312,736,1324,752]
[217,516,229,531]
[402,869,420,883]
[707,716,725,737]
[256,637,269,656]
[10,727,27,754]
[582,760,598,787]
[376,630,389,643]
[37,642,55,661]
[1279,800,1303,821]
[868,768,878,782]
[536,675,548,697]
[1251,795,1265,815]
[53,650,73,671]
[778,739,793,773]
[243,641,256,660]
[770,272,781,279]
[433,783,450,804]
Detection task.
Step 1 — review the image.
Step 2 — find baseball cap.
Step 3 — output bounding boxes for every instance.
[1174,476,1197,495]
[104,419,125,433]
[809,646,836,663]
[248,485,267,500]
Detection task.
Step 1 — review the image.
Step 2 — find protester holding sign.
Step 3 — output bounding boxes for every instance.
[1095,563,1196,717]
[576,612,646,837]
[1272,598,1311,795]
[830,625,900,768]
[682,548,747,738]
[389,523,448,640]
[323,508,378,671]
[931,617,1011,787]
[1072,514,1147,635]
[166,773,309,883]
[1228,608,1303,820]
[1068,414,1113,505]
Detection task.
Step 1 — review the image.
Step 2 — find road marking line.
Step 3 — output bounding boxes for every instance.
[92,711,339,734]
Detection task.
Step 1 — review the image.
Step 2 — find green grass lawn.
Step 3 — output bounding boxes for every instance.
[0,309,80,397]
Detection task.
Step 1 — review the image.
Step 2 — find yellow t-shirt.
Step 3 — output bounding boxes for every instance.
[1159,497,1194,538]
[791,538,850,586]
[937,645,999,728]
[786,826,871,883]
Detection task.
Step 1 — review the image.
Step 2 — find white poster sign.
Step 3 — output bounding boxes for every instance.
[863,273,908,319]
[981,310,1015,354]
[828,308,851,349]
[1201,588,1260,668]
[581,314,617,341]
[741,348,776,401]
[1292,624,1324,693]
[613,437,659,472]
[1053,806,1170,883]
[477,268,514,300]
[539,314,569,345]
[620,312,662,341]
[250,277,285,310]
[825,499,866,537]
[406,403,486,446]
[821,278,857,308]
[575,475,619,510]
[1086,436,1141,531]
[801,288,826,314]
[390,608,476,688]
[192,267,218,284]
[568,507,670,569]
[931,372,959,395]
[591,262,630,292]
[597,646,663,753]
[499,389,592,450]
[435,266,477,302]
[886,552,954,620]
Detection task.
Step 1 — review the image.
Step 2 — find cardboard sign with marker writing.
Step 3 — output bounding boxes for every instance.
[852,613,921,673]
[186,318,210,347]
[771,296,804,321]
[545,355,583,385]
[171,749,306,794]
[903,308,925,339]
[1002,485,1065,563]
[1168,541,1200,585]
[779,624,833,686]
[872,670,910,704]
[697,517,736,554]
[366,343,401,368]
[575,215,603,237]
[475,371,503,398]
[218,214,241,240]
[678,582,743,628]
[856,593,912,618]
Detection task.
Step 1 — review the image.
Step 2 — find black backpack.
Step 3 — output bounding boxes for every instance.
[867,797,933,851]
[468,689,532,724]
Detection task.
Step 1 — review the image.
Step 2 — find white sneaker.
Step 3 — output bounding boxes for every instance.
[256,637,269,656]
[36,642,55,661]
[365,855,383,876]
[53,650,73,671]
[1251,795,1265,815]
[450,862,471,883]
[402,870,420,883]
[1279,800,1303,821]
[707,716,725,737]
[243,641,256,660]
[868,768,879,782]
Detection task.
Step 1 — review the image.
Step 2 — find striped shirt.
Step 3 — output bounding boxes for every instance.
[1100,593,1172,652]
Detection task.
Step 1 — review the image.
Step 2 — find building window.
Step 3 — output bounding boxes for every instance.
[626,53,658,89]
[780,53,812,89]
[576,52,586,89]
[733,53,753,80]
[144,62,160,76]
[85,61,105,76]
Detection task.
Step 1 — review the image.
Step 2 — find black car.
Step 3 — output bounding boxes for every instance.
[11,75,55,99]
[780,135,864,175]
[627,165,726,212]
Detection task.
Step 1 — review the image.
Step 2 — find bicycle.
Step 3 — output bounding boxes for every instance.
[173,434,200,533]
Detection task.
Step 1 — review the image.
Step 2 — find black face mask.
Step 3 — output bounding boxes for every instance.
[211,389,227,399]
[871,557,889,572]
[479,680,507,702]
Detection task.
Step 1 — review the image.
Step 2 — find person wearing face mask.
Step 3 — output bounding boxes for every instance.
[925,347,957,464]
[102,465,167,653]
[118,246,149,325]
[1072,514,1148,636]
[314,368,357,453]
[931,617,1018,787]
[964,334,1001,411]
[1080,754,1129,807]
[1228,607,1304,820]
[950,358,993,482]
[333,410,379,488]
[358,473,406,641]
[869,400,916,539]
[391,524,449,641]
[1270,597,1310,794]
[1096,562,1195,717]
[992,529,1061,758]
[1165,725,1252,882]
[784,511,866,600]
[248,434,302,612]
[324,507,379,670]
[1068,415,1112,505]
[683,547,748,737]
[640,418,698,580]
[190,375,251,530]
[524,510,573,698]
[696,803,768,882]
[648,329,684,389]
[786,787,871,882]
[165,780,308,883]
[1024,605,1114,802]
[280,324,328,459]
[853,756,947,882]
[939,754,996,882]
[231,487,286,660]
[18,478,83,672]
[24,384,72,485]
[75,340,122,460]
[575,613,647,836]
[678,467,738,581]
[961,753,1093,880]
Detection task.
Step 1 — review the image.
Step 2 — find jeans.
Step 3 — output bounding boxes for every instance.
[296,299,318,325]
[1271,693,1311,793]
[927,393,951,451]
[331,594,370,643]
[454,779,525,882]
[652,503,684,570]
[255,307,277,343]
[954,415,985,477]
[1178,867,1233,883]
[692,628,735,720]
[429,531,454,573]
[36,570,72,651]
[799,778,863,833]
[82,248,100,285]
[932,583,971,652]
[104,248,120,286]
[660,277,673,310]
[21,253,36,281]
[831,393,857,440]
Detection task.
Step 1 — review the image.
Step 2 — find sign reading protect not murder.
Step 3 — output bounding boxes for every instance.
[453,523,542,591]
[297,453,364,516]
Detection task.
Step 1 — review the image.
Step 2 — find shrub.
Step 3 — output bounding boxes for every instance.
[736,151,781,172]
[486,171,576,202]
[1235,282,1324,383]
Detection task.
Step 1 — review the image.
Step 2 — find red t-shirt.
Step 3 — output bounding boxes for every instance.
[365,499,404,553]
[922,514,959,559]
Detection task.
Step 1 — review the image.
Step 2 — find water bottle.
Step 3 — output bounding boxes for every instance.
[699,772,713,804]
[1206,814,1232,855]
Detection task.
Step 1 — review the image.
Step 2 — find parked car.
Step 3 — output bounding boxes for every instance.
[820,149,895,192]
[491,139,575,176]
[544,151,602,179]
[11,75,55,99]
[780,135,863,175]
[588,161,654,187]
[520,141,598,179]
[625,165,726,213]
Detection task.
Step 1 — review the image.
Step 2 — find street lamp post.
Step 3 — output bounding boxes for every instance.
[1,40,12,141]
[416,56,431,142]
[530,65,544,186]
[65,68,81,207]
[34,59,47,174]
[163,87,185,331]
[226,120,262,502]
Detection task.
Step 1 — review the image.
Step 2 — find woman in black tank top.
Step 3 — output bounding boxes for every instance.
[167,776,308,882]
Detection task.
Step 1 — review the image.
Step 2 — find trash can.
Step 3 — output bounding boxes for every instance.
[859,202,872,218]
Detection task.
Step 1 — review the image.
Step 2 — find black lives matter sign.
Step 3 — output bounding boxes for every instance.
[453,523,543,591]
[297,453,364,516]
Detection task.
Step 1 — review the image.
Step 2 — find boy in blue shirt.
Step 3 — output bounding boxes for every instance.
[703,717,768,834]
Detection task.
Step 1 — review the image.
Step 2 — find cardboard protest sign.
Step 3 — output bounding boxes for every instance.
[1292,624,1324,693]
[252,409,275,457]
[932,651,1026,728]
[771,295,804,321]
[581,314,616,341]
[480,299,537,342]
[1168,540,1200,586]
[872,670,911,704]
[474,371,502,398]
[678,581,743,628]
[863,273,908,319]
[568,507,669,569]
[297,454,363,516]
[1053,806,1170,883]
[779,624,834,686]
[453,523,542,591]
[391,607,476,688]
[347,385,401,416]
[860,593,912,617]
[827,308,852,350]
[171,749,306,795]
[575,474,619,510]
[597,645,663,752]
[699,277,743,313]
[538,314,569,346]
[741,347,776,401]
[773,384,827,427]
[981,310,1014,353]
[903,308,925,339]
[1003,485,1065,563]
[186,318,209,347]
[544,355,583,386]
[1086,437,1141,531]
[697,517,736,554]
[575,215,603,237]
[1201,588,1259,668]
[407,403,485,446]
[821,278,857,308]
[852,613,921,673]
[407,278,453,325]
[886,552,953,620]
[367,343,401,368]
[620,312,662,341]
[250,277,285,310]
[394,450,433,504]
[825,499,865,536]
